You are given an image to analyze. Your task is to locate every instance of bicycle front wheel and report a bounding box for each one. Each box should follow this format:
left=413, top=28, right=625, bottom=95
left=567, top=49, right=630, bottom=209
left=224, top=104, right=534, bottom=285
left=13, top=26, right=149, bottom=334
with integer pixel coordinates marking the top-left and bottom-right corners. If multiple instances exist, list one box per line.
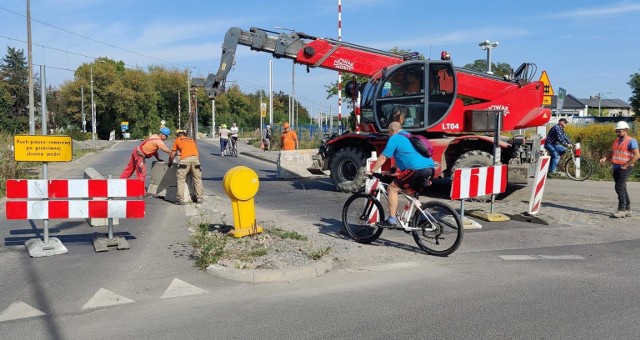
left=232, top=144, right=238, bottom=157
left=411, top=201, right=463, bottom=257
left=564, top=157, right=593, bottom=181
left=342, top=193, right=384, bottom=244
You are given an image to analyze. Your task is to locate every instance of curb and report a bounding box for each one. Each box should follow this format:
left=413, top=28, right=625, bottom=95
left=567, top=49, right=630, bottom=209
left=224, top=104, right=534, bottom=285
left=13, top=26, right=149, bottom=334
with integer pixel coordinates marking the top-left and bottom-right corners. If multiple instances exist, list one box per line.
left=205, top=258, right=333, bottom=283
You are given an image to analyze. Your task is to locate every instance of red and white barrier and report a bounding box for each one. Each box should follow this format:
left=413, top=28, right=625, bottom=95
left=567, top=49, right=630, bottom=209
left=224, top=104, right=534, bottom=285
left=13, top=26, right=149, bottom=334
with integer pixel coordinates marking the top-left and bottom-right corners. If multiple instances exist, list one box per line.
left=528, top=156, right=550, bottom=215
left=5, top=179, right=145, bottom=220
left=5, top=200, right=145, bottom=220
left=6, top=179, right=144, bottom=199
left=450, top=165, right=507, bottom=200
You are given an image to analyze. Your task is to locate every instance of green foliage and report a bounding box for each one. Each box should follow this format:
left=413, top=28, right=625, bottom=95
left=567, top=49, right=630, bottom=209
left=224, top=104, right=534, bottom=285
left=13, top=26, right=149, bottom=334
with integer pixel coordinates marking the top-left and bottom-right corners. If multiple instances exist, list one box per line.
left=564, top=122, right=640, bottom=180
left=66, top=128, right=92, bottom=141
left=0, top=47, right=30, bottom=132
left=462, top=59, right=512, bottom=77
left=628, top=70, right=640, bottom=114
left=268, top=228, right=308, bottom=241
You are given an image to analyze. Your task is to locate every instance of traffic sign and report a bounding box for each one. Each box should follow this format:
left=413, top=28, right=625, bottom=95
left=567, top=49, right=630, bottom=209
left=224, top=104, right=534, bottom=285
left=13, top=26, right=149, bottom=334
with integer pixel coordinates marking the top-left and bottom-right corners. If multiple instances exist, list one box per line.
left=260, top=103, right=267, bottom=118
left=557, top=87, right=567, bottom=112
left=539, top=71, right=554, bottom=96
left=14, top=135, right=73, bottom=162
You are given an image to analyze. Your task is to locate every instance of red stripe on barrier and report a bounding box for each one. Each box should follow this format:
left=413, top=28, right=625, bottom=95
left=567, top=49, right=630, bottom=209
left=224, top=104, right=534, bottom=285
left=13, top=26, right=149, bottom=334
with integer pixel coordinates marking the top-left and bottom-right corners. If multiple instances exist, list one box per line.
left=469, top=168, right=480, bottom=198
left=49, top=201, right=69, bottom=219
left=486, top=166, right=495, bottom=195
left=451, top=169, right=462, bottom=200
left=126, top=201, right=146, bottom=218
left=5, top=201, right=28, bottom=219
left=6, top=180, right=28, bottom=198
left=48, top=180, right=69, bottom=199
left=500, top=165, right=507, bottom=192
left=89, top=200, right=109, bottom=218
left=127, top=179, right=145, bottom=197
left=88, top=179, right=108, bottom=197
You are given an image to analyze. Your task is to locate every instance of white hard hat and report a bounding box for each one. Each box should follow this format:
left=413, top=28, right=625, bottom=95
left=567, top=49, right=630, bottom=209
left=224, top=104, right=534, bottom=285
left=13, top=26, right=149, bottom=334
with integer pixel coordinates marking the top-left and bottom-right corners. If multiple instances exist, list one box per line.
left=615, top=121, right=630, bottom=130
left=266, top=125, right=270, bottom=128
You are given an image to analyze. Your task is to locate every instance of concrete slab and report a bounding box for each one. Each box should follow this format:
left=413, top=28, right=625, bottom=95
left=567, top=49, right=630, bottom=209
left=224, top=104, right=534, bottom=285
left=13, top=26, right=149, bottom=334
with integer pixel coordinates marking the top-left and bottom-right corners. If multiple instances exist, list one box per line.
left=25, top=237, right=68, bottom=257
left=276, top=149, right=323, bottom=179
left=147, top=160, right=194, bottom=203
left=468, top=209, right=511, bottom=222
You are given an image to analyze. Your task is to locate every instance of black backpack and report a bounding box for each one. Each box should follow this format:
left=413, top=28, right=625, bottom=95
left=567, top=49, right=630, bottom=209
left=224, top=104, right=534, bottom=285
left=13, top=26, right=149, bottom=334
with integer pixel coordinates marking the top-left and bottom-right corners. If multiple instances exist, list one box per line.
left=400, top=132, right=433, bottom=158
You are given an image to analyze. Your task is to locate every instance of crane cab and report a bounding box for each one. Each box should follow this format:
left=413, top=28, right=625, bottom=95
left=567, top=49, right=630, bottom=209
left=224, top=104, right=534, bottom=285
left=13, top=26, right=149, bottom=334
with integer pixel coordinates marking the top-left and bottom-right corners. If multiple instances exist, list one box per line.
left=357, top=60, right=457, bottom=133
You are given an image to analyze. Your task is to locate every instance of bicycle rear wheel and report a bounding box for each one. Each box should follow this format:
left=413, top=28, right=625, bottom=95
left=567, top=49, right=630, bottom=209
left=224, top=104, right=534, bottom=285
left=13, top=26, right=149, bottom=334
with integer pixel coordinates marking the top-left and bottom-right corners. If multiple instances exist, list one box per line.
left=564, top=157, right=593, bottom=181
left=232, top=143, right=238, bottom=157
left=411, top=201, right=463, bottom=256
left=342, top=193, right=384, bottom=244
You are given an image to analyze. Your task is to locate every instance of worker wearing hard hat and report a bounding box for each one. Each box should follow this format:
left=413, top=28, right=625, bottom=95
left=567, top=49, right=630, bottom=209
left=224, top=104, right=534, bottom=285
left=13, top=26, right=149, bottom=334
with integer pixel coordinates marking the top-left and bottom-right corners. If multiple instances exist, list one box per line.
left=168, top=129, right=204, bottom=204
left=120, top=127, right=171, bottom=180
left=280, top=122, right=298, bottom=150
left=599, top=121, right=640, bottom=218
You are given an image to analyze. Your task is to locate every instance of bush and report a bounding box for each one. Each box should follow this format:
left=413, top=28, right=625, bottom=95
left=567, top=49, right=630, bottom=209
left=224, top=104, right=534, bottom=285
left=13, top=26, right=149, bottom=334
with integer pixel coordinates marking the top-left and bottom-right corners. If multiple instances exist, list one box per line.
left=66, top=129, right=92, bottom=141
left=0, top=132, right=39, bottom=197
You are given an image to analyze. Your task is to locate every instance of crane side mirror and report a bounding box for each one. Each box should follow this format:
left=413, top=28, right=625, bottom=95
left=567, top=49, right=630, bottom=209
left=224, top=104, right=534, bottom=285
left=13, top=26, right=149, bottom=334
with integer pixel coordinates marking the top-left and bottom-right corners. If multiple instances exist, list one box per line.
left=344, top=80, right=360, bottom=99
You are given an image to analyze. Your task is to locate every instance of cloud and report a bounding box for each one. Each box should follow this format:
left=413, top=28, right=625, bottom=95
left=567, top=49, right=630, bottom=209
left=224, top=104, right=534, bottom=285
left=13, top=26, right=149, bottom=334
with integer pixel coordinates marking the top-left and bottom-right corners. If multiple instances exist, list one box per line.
left=551, top=2, right=640, bottom=18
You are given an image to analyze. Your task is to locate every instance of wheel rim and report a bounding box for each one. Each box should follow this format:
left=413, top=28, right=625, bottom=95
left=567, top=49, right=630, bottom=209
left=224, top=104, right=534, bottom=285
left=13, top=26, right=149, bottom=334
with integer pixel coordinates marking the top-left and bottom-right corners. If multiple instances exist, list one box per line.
left=339, top=159, right=359, bottom=181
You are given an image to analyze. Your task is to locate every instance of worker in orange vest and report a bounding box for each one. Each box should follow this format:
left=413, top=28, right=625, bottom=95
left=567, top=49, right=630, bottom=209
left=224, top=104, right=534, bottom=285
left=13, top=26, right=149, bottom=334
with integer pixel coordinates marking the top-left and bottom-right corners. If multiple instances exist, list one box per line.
left=280, top=122, right=298, bottom=150
left=168, top=129, right=204, bottom=204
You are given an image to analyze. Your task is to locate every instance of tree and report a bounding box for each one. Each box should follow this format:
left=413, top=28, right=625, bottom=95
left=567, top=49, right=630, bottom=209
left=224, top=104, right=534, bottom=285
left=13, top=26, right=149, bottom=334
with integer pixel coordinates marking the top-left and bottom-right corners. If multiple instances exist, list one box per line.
left=628, top=71, right=640, bottom=114
left=0, top=47, right=30, bottom=132
left=462, top=59, right=512, bottom=77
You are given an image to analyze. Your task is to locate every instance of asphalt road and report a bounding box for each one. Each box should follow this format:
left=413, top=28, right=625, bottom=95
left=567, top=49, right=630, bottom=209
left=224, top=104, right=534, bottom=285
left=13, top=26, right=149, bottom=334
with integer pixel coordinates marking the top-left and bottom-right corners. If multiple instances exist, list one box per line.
left=2, top=139, right=640, bottom=339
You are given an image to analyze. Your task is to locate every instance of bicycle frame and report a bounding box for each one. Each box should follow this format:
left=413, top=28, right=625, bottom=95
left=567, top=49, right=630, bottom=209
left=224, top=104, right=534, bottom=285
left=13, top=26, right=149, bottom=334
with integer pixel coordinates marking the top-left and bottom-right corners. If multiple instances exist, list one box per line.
left=366, top=175, right=437, bottom=232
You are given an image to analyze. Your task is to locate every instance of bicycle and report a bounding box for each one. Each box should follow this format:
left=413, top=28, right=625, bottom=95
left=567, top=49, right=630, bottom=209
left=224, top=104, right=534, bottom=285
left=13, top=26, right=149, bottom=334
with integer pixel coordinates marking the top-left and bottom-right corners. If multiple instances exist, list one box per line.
left=226, top=138, right=238, bottom=157
left=561, top=146, right=593, bottom=181
left=342, top=172, right=463, bottom=256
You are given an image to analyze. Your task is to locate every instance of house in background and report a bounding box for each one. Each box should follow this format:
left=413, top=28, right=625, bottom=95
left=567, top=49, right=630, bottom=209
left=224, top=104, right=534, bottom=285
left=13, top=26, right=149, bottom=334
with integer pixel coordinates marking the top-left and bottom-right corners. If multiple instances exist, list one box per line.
left=545, top=94, right=634, bottom=124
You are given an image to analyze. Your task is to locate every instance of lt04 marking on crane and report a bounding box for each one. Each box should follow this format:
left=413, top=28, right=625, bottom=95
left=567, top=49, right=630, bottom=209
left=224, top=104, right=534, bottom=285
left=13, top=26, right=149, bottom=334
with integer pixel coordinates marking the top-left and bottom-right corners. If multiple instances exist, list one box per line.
left=442, top=122, right=460, bottom=130
left=13, top=135, right=73, bottom=162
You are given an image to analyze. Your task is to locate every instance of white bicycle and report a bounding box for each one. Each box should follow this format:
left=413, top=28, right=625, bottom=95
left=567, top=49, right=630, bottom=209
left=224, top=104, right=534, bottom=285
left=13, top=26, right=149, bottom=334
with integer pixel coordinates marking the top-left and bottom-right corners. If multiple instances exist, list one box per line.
left=342, top=173, right=463, bottom=256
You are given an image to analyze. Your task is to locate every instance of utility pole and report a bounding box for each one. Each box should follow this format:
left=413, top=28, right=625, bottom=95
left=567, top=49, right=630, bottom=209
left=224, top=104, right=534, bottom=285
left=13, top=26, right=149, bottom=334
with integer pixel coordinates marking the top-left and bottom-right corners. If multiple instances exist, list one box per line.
left=27, top=0, right=35, bottom=134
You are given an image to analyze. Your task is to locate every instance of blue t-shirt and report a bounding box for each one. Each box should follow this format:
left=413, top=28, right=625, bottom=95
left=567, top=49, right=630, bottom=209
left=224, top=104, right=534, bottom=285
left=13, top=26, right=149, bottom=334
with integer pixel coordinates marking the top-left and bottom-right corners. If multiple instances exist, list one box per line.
left=612, top=137, right=639, bottom=170
left=381, top=130, right=435, bottom=170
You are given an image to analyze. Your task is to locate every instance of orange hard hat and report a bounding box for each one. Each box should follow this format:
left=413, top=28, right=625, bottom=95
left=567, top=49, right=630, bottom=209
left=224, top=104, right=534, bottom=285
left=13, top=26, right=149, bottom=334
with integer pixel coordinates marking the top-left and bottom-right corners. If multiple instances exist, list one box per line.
left=283, top=122, right=290, bottom=128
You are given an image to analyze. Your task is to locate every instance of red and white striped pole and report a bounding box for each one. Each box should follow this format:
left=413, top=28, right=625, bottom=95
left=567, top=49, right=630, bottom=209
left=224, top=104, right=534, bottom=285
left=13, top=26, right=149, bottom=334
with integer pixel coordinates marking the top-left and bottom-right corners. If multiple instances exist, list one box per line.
left=528, top=156, right=550, bottom=215
left=574, top=142, right=581, bottom=179
left=337, top=0, right=343, bottom=134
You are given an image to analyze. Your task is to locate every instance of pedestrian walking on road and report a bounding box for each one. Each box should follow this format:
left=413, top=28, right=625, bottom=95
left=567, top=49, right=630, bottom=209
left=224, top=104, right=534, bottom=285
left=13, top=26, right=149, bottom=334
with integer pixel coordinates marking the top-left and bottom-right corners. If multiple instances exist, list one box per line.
left=262, top=124, right=271, bottom=151
left=218, top=124, right=231, bottom=156
left=599, top=121, right=640, bottom=218
left=545, top=118, right=573, bottom=176
left=167, top=129, right=204, bottom=205
left=280, top=122, right=298, bottom=150
left=120, top=127, right=171, bottom=180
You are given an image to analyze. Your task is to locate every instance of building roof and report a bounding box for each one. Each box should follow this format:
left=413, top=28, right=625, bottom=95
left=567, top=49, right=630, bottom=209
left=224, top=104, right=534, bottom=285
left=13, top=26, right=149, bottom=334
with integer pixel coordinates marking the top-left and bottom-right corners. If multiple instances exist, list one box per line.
left=546, top=94, right=631, bottom=109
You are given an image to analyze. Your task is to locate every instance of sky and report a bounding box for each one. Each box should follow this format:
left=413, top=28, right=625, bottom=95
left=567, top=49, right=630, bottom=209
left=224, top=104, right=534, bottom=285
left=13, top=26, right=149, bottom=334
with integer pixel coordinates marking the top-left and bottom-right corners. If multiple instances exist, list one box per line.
left=2, top=0, right=640, bottom=118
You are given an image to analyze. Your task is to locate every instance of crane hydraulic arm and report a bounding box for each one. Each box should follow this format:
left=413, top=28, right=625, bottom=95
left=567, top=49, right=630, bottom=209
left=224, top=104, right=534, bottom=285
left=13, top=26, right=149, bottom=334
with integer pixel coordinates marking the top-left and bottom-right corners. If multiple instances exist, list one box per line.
left=204, top=27, right=405, bottom=98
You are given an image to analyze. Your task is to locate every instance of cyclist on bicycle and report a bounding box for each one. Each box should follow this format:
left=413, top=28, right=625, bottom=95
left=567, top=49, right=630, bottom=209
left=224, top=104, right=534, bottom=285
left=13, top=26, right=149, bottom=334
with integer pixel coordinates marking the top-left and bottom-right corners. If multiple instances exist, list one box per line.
left=545, top=118, right=573, bottom=176
left=218, top=124, right=231, bottom=156
left=365, top=121, right=435, bottom=228
left=230, top=123, right=239, bottom=150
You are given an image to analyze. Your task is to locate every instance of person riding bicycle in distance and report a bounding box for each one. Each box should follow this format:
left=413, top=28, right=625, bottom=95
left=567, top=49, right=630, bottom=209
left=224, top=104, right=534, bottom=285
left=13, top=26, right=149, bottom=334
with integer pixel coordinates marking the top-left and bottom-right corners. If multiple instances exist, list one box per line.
left=230, top=122, right=239, bottom=146
left=545, top=118, right=573, bottom=176
left=365, top=121, right=436, bottom=228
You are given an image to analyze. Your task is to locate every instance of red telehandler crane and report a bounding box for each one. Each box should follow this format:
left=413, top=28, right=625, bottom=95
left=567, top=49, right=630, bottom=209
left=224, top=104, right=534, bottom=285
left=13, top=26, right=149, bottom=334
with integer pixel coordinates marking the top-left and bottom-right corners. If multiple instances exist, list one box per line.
left=205, top=27, right=551, bottom=193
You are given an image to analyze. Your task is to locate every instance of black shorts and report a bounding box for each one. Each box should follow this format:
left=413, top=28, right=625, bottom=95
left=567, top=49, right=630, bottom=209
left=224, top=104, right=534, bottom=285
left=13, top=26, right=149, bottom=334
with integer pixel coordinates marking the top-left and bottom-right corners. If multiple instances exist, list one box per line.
left=393, top=168, right=434, bottom=192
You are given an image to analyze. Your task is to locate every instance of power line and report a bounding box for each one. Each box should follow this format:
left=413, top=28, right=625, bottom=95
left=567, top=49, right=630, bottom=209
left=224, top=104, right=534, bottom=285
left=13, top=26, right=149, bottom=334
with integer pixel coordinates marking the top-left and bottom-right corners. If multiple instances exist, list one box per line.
left=0, top=6, right=212, bottom=74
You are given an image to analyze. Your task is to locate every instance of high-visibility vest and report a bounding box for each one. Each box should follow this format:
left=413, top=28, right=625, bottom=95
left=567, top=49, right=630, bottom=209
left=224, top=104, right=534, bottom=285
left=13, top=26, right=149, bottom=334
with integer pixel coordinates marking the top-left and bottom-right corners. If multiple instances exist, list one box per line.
left=611, top=136, right=634, bottom=165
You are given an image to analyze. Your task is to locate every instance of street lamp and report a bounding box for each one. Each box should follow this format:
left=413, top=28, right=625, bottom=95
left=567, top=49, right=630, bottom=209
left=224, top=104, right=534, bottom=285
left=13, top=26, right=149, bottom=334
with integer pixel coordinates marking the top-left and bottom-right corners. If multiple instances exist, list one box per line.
left=275, top=26, right=296, bottom=127
left=479, top=40, right=499, bottom=74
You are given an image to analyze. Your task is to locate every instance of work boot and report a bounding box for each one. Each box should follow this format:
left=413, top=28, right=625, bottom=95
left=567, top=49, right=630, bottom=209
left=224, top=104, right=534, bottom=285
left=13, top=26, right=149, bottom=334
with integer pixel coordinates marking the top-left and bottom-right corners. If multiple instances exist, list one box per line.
left=612, top=210, right=626, bottom=218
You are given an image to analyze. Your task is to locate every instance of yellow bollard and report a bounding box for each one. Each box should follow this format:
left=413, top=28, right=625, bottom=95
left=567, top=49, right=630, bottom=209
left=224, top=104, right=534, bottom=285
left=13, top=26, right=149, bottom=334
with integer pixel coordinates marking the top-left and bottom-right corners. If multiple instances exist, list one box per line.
left=222, top=166, right=263, bottom=238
